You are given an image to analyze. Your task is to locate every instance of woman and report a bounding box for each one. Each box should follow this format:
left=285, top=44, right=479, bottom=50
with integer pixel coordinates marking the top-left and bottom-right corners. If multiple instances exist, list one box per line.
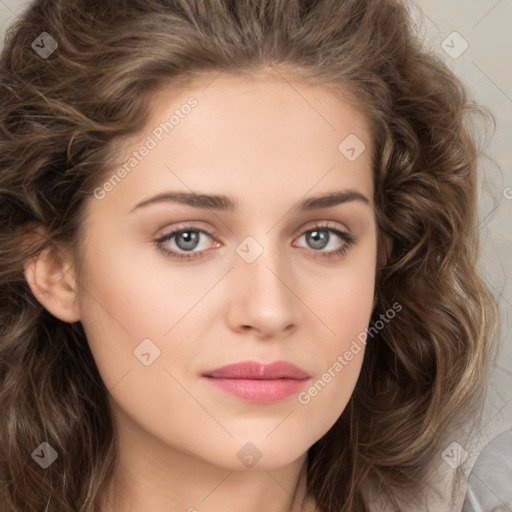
left=0, top=0, right=500, bottom=510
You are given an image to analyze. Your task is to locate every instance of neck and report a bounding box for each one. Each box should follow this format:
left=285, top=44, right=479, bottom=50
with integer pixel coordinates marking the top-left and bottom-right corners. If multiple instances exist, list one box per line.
left=99, top=407, right=316, bottom=512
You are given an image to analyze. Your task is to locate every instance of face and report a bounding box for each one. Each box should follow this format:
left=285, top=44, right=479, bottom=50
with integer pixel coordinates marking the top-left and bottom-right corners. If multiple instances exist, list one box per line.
left=73, top=70, right=377, bottom=471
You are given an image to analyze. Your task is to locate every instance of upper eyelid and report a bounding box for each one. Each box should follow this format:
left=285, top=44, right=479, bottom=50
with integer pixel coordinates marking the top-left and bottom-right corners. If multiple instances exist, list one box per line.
left=160, top=221, right=347, bottom=233
left=157, top=219, right=350, bottom=236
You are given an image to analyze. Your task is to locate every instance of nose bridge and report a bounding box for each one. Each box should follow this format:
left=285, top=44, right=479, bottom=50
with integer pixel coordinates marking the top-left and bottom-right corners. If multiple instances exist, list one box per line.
left=229, top=232, right=300, bottom=335
left=236, top=232, right=291, bottom=299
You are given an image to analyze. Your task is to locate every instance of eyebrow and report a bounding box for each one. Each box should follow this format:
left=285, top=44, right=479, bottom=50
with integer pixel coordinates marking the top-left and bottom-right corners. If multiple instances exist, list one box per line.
left=128, top=189, right=371, bottom=214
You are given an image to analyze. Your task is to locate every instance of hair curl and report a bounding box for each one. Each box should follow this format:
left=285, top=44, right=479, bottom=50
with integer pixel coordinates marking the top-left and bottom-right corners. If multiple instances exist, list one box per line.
left=0, top=0, right=500, bottom=511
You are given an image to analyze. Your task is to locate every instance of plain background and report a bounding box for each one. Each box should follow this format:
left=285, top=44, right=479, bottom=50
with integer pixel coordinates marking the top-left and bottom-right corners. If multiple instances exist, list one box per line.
left=1, top=0, right=511, bottom=505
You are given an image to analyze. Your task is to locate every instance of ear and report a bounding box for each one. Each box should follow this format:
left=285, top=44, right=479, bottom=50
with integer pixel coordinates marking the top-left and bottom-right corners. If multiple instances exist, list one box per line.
left=23, top=230, right=81, bottom=323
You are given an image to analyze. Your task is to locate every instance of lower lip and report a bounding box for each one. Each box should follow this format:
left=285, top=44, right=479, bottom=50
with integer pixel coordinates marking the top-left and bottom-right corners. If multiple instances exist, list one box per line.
left=203, top=377, right=309, bottom=403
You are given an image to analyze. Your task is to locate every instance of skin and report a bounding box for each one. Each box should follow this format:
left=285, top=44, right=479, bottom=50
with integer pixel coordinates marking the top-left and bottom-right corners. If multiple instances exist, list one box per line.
left=24, top=69, right=378, bottom=512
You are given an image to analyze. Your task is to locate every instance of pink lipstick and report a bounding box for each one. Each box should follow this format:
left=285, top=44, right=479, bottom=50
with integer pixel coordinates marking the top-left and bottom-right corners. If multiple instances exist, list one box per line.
left=202, top=360, right=310, bottom=403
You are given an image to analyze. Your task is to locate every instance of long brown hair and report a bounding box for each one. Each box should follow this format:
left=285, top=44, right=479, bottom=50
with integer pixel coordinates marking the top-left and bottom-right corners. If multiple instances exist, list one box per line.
left=0, top=0, right=499, bottom=510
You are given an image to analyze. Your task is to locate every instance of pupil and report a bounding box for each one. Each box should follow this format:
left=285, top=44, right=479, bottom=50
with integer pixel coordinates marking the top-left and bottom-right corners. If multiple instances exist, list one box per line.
left=176, top=231, right=199, bottom=251
left=308, top=230, right=328, bottom=250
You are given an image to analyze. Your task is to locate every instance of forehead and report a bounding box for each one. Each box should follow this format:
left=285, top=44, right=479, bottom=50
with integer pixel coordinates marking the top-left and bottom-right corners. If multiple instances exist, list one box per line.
left=148, top=70, right=371, bottom=152
left=91, top=71, right=374, bottom=216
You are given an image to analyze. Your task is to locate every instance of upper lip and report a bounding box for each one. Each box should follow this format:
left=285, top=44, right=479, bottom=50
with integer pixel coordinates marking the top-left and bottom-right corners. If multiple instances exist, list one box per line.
left=203, top=360, right=310, bottom=380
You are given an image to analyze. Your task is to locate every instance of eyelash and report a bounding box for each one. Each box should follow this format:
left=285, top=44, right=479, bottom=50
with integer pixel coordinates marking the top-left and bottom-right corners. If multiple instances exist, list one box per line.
left=153, top=223, right=357, bottom=262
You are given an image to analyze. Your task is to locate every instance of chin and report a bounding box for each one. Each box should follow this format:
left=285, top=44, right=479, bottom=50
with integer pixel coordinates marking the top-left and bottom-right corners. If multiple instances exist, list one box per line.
left=208, top=438, right=310, bottom=472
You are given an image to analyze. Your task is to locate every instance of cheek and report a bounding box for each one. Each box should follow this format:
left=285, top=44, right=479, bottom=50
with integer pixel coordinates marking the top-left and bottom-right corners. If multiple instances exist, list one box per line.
left=77, top=224, right=197, bottom=324
left=76, top=230, right=233, bottom=394
left=309, top=236, right=376, bottom=347
left=297, top=245, right=376, bottom=421
left=75, top=233, right=167, bottom=389
left=293, top=319, right=371, bottom=445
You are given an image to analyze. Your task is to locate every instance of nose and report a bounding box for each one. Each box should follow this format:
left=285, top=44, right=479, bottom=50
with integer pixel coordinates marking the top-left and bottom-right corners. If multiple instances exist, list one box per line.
left=225, top=241, right=301, bottom=340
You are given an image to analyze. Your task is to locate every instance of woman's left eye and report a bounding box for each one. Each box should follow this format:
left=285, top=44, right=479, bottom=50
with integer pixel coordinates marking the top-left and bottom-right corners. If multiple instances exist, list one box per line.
left=153, top=224, right=356, bottom=262
left=293, top=224, right=356, bottom=260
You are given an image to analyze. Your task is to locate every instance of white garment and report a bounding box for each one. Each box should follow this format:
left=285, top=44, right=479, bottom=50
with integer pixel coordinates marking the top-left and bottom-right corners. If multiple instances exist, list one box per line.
left=369, top=366, right=512, bottom=511
left=462, top=428, right=512, bottom=511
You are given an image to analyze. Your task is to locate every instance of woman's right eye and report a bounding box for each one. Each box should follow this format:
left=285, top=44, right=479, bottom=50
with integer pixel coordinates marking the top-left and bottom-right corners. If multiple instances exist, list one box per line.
left=154, top=227, right=217, bottom=261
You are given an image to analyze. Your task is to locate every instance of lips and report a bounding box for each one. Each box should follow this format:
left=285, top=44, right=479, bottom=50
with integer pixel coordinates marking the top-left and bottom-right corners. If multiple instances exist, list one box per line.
left=202, top=360, right=311, bottom=403
left=202, top=360, right=310, bottom=380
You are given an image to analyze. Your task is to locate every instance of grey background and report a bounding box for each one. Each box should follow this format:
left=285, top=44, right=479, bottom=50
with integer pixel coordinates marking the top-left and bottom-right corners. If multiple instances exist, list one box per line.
left=1, top=0, right=511, bottom=508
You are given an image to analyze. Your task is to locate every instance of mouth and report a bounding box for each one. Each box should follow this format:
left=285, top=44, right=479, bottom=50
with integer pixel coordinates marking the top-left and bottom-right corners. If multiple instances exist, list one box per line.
left=202, top=360, right=311, bottom=403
